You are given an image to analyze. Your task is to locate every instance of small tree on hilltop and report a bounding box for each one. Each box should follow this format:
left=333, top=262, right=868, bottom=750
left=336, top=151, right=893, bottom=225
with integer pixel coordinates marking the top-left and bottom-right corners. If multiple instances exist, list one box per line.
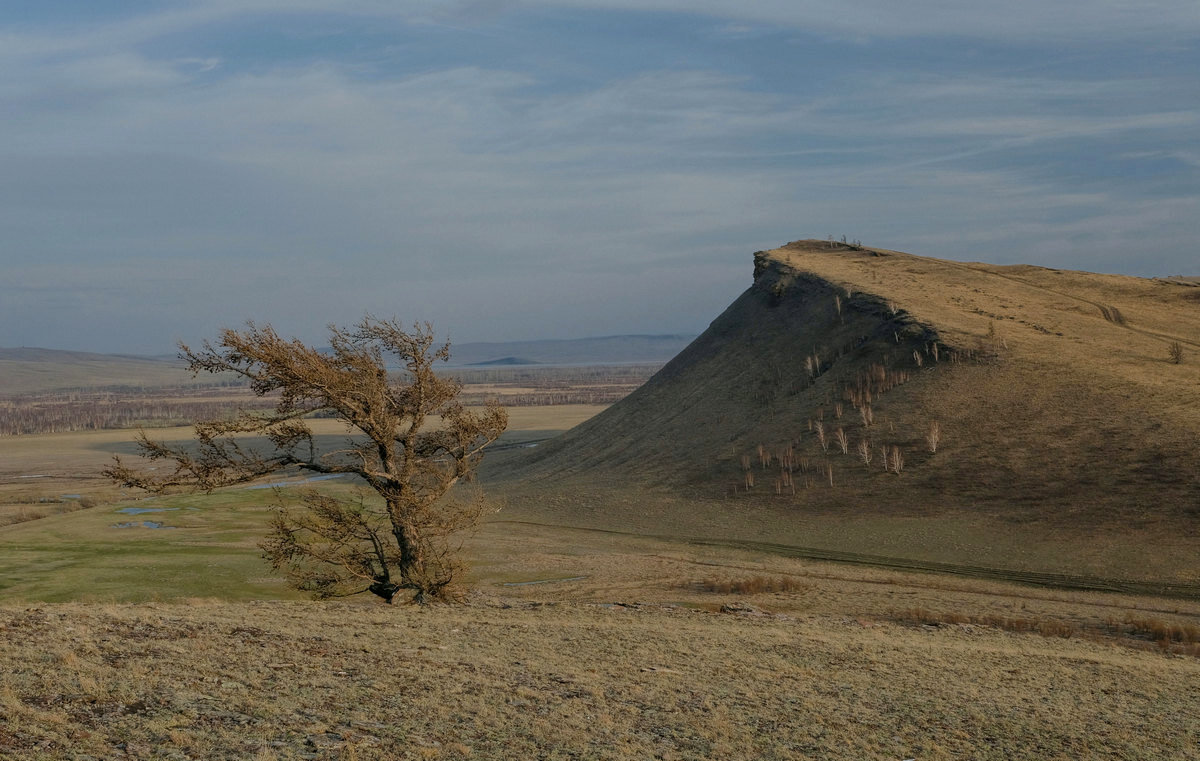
left=104, top=317, right=507, bottom=604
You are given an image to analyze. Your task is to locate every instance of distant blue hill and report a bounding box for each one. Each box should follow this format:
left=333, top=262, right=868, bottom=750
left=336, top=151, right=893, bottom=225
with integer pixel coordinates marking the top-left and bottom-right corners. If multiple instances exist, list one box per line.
left=467, top=356, right=541, bottom=366
left=446, top=334, right=695, bottom=367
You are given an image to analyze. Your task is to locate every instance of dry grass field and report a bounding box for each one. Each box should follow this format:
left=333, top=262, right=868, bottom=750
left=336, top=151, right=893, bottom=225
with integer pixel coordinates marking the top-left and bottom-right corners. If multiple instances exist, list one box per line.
left=3, top=241, right=1199, bottom=759
left=2, top=525, right=1199, bottom=760
left=2, top=408, right=1198, bottom=758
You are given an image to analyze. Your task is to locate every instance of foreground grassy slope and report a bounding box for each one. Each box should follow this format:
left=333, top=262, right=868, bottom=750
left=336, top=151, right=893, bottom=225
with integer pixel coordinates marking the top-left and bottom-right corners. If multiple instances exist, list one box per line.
left=3, top=382, right=1198, bottom=759
left=3, top=569, right=1199, bottom=760
left=502, top=240, right=1200, bottom=522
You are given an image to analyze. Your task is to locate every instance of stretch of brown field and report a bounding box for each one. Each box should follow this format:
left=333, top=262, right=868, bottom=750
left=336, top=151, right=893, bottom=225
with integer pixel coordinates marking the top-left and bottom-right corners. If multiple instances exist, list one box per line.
left=3, top=535, right=1198, bottom=760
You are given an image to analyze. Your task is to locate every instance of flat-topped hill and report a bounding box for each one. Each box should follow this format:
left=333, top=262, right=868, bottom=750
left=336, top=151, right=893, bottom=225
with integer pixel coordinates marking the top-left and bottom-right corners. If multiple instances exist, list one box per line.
left=500, top=240, right=1200, bottom=531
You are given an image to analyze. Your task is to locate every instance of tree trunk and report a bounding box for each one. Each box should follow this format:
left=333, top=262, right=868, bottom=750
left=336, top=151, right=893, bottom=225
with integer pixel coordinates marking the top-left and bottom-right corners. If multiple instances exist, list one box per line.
left=390, top=504, right=425, bottom=602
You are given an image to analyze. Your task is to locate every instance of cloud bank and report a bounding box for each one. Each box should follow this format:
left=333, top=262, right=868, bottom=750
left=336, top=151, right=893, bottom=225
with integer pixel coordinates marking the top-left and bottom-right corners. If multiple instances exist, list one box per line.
left=1, top=2, right=1196, bottom=352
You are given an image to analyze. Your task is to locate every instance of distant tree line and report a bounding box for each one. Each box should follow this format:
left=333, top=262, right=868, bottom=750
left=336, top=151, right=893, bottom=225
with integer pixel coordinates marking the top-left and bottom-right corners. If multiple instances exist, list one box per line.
left=0, top=393, right=274, bottom=436
left=0, top=365, right=660, bottom=435
left=455, top=387, right=640, bottom=407
left=445, top=364, right=661, bottom=385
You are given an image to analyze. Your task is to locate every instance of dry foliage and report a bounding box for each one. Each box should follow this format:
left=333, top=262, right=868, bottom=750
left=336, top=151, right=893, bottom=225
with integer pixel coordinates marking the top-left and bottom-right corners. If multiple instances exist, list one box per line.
left=926, top=420, right=942, bottom=454
left=856, top=438, right=873, bottom=465
left=859, top=404, right=873, bottom=427
left=691, top=575, right=808, bottom=594
left=1168, top=340, right=1184, bottom=364
left=898, top=608, right=1200, bottom=656
left=104, top=318, right=507, bottom=604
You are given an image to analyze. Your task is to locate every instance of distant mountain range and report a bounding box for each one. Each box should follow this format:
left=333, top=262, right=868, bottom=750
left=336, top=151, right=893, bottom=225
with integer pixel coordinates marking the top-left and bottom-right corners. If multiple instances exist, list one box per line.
left=0, top=334, right=696, bottom=394
left=446, top=335, right=695, bottom=367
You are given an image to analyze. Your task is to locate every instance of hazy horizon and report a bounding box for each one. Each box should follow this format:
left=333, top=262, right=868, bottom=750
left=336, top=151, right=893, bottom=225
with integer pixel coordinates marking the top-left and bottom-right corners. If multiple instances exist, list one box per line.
left=0, top=330, right=700, bottom=358
left=3, top=2, right=1197, bottom=354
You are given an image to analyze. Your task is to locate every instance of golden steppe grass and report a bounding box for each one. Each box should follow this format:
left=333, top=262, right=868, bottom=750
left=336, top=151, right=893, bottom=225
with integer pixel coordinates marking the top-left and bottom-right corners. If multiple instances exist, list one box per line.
left=3, top=529, right=1200, bottom=761
left=771, top=239, right=1200, bottom=450
left=2, top=397, right=1199, bottom=759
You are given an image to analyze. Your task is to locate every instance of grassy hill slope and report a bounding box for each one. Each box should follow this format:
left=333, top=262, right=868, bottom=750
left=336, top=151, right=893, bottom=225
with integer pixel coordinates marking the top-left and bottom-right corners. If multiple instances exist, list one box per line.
left=0, top=348, right=194, bottom=395
left=494, top=240, right=1200, bottom=579
left=3, top=590, right=1198, bottom=760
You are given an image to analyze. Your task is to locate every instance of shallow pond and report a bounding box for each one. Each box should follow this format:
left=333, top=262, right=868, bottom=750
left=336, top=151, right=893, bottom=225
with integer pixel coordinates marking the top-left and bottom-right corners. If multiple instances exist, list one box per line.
left=245, top=473, right=347, bottom=490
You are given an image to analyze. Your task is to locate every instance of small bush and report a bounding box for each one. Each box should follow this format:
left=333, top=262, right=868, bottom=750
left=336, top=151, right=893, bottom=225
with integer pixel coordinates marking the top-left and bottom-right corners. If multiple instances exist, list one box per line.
left=1168, top=341, right=1184, bottom=364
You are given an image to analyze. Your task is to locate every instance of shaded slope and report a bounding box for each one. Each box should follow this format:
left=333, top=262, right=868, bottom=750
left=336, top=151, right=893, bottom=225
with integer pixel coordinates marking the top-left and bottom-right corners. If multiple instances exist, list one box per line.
left=501, top=241, right=1200, bottom=526
left=0, top=347, right=193, bottom=395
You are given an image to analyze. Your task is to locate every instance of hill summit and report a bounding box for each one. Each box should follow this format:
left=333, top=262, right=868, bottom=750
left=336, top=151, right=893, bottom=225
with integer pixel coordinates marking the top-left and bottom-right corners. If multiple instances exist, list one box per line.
left=504, top=240, right=1200, bottom=527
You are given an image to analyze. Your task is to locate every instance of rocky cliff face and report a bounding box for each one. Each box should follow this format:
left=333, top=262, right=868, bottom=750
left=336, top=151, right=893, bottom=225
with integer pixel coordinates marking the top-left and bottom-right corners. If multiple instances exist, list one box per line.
left=502, top=243, right=946, bottom=484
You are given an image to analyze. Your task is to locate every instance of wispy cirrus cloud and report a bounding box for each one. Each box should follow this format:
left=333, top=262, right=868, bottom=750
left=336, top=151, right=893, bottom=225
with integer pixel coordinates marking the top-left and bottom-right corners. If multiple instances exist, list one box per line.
left=0, top=2, right=1197, bottom=352
left=528, top=0, right=1200, bottom=42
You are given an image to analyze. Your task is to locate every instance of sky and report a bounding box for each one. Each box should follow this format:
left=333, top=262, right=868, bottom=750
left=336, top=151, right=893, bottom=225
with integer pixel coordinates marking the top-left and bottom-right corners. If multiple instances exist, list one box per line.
left=1, top=1, right=1198, bottom=354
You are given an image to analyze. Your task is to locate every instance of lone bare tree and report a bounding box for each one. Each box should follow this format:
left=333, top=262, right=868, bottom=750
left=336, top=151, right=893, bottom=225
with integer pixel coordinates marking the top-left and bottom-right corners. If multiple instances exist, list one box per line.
left=104, top=317, right=507, bottom=604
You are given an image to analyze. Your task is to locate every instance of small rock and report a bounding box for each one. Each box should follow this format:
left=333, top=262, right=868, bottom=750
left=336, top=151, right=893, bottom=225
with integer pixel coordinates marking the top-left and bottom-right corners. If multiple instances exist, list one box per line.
left=304, top=733, right=344, bottom=750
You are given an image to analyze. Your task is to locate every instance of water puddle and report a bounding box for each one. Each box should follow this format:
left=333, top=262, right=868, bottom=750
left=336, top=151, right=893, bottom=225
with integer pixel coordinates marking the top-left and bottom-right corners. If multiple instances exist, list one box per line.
left=501, top=576, right=587, bottom=587
left=113, top=521, right=174, bottom=529
left=245, top=474, right=347, bottom=490
left=116, top=507, right=180, bottom=515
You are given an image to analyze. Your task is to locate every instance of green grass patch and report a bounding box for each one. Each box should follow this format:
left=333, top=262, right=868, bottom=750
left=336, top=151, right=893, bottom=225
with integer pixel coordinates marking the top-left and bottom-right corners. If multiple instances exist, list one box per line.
left=0, top=488, right=308, bottom=603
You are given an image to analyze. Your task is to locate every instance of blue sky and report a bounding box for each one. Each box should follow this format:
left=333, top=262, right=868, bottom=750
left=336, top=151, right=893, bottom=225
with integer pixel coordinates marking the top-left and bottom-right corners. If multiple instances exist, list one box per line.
left=2, top=1, right=1198, bottom=353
